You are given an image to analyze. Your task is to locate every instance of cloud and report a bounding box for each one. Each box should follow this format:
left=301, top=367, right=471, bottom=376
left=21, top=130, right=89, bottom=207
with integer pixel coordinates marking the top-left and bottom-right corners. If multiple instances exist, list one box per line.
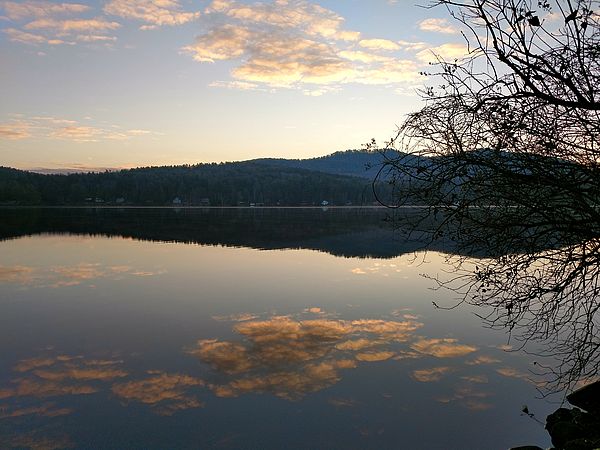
left=206, top=0, right=359, bottom=41
left=339, top=50, right=390, bottom=64
left=416, top=43, right=469, bottom=62
left=3, top=27, right=66, bottom=45
left=50, top=125, right=155, bottom=142
left=419, top=18, right=458, bottom=34
left=185, top=26, right=357, bottom=87
left=2, top=1, right=119, bottom=46
left=24, top=17, right=120, bottom=34
left=1, top=1, right=89, bottom=20
left=187, top=0, right=423, bottom=91
left=104, top=0, right=200, bottom=29
left=208, top=80, right=264, bottom=91
left=359, top=38, right=400, bottom=51
left=0, top=115, right=158, bottom=143
left=0, top=121, right=31, bottom=139
left=212, top=312, right=261, bottom=321
left=76, top=34, right=117, bottom=42
left=411, top=338, right=477, bottom=358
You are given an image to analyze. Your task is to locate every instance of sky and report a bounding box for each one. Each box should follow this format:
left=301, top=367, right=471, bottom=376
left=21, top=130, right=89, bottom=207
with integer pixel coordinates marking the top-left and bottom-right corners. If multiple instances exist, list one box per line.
left=0, top=0, right=466, bottom=171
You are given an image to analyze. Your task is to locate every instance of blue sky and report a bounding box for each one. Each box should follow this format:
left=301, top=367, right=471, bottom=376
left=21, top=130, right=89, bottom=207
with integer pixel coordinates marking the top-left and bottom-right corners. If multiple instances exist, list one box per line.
left=0, top=0, right=466, bottom=170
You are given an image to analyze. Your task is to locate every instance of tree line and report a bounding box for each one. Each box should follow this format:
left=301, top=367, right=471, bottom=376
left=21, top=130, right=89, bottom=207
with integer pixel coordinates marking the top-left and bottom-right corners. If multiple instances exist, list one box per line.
left=0, top=162, right=389, bottom=206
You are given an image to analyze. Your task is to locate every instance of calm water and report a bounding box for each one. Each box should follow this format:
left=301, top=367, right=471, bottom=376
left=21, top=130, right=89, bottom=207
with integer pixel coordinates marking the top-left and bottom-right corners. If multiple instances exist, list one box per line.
left=0, top=208, right=554, bottom=449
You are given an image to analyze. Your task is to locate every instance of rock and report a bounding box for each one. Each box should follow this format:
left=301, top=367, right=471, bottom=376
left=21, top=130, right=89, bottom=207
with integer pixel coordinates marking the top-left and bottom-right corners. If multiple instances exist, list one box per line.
left=567, top=381, right=600, bottom=413
left=545, top=404, right=600, bottom=450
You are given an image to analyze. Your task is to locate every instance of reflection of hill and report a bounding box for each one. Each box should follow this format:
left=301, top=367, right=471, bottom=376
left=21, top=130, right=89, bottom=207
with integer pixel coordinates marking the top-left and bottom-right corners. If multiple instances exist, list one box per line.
left=0, top=207, right=448, bottom=259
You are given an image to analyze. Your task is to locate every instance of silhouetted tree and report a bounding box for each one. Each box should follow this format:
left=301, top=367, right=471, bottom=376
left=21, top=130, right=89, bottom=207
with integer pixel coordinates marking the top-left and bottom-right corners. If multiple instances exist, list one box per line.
left=372, top=0, right=600, bottom=393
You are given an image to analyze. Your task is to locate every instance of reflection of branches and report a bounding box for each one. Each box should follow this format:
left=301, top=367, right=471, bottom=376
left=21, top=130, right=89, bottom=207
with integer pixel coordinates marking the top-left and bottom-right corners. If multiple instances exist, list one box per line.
left=431, top=239, right=600, bottom=394
left=371, top=0, right=600, bottom=394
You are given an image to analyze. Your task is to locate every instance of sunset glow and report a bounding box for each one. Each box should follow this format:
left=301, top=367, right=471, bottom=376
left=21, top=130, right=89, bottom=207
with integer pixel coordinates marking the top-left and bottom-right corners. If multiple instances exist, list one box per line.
left=0, top=0, right=465, bottom=170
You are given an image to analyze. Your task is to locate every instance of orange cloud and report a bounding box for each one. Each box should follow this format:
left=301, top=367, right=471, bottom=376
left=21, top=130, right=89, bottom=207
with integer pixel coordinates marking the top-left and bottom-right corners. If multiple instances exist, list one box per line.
left=186, top=0, right=423, bottom=91
left=416, top=43, right=469, bottom=62
left=104, top=0, right=200, bottom=29
left=3, top=1, right=119, bottom=47
left=206, top=0, right=358, bottom=41
left=24, top=17, right=120, bottom=34
left=359, top=38, right=400, bottom=51
left=1, top=1, right=89, bottom=20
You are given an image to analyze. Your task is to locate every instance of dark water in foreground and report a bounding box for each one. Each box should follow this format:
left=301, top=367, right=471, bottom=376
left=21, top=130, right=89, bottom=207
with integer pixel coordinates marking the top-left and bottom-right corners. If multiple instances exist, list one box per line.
left=0, top=208, right=554, bottom=449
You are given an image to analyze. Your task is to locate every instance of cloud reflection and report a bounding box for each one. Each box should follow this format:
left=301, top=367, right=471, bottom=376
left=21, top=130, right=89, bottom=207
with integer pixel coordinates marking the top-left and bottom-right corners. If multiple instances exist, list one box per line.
left=191, top=316, right=422, bottom=399
left=0, top=431, right=75, bottom=450
left=2, top=355, right=128, bottom=401
left=411, top=338, right=477, bottom=358
left=0, top=263, right=163, bottom=288
left=112, top=372, right=204, bottom=416
left=412, top=366, right=453, bottom=382
left=0, top=402, right=72, bottom=419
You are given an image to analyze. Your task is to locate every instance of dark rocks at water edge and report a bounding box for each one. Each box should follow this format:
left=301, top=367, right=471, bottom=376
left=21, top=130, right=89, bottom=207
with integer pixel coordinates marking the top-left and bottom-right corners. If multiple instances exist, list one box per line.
left=511, top=380, right=600, bottom=450
left=567, top=381, right=600, bottom=414
left=546, top=407, right=600, bottom=449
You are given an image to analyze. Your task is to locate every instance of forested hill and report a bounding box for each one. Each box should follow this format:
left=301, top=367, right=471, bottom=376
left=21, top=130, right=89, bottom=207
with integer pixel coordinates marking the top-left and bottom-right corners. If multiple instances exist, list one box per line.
left=253, top=149, right=402, bottom=179
left=0, top=158, right=391, bottom=206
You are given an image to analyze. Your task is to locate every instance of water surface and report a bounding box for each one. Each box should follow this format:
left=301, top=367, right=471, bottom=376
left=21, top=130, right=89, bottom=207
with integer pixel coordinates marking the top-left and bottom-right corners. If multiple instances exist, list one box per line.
left=0, top=208, right=553, bottom=449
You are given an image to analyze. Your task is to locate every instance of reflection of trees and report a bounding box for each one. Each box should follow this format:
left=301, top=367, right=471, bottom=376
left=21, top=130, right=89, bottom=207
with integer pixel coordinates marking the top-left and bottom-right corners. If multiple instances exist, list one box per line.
left=371, top=0, right=600, bottom=394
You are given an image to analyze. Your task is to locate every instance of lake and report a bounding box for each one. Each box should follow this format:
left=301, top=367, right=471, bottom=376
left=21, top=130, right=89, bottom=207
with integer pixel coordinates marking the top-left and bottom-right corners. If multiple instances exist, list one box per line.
left=0, top=208, right=555, bottom=449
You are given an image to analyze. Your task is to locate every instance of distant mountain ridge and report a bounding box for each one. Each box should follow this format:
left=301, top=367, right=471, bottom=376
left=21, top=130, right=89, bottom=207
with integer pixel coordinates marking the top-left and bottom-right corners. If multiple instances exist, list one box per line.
left=252, top=149, right=402, bottom=179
